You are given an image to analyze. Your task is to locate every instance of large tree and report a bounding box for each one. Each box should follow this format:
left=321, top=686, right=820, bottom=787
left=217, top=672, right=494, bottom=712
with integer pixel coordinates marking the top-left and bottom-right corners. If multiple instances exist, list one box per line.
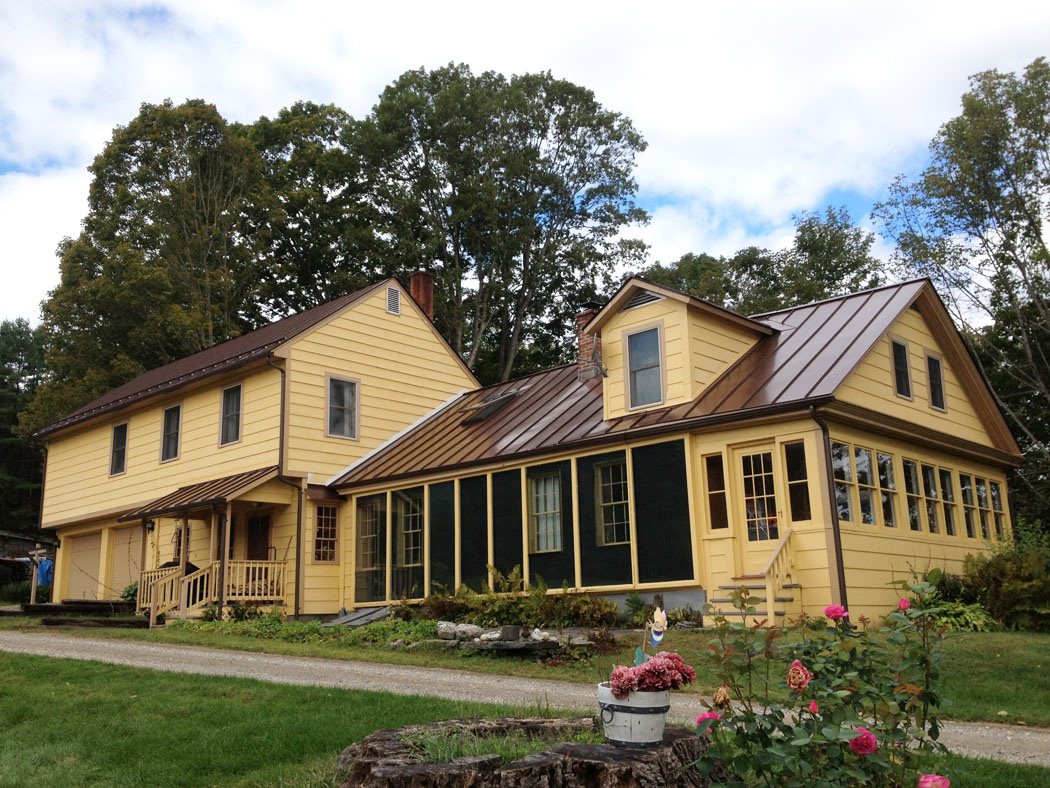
left=355, top=64, right=649, bottom=382
left=874, top=57, right=1050, bottom=526
left=21, top=99, right=272, bottom=434
left=1, top=320, right=47, bottom=531
left=642, top=206, right=884, bottom=315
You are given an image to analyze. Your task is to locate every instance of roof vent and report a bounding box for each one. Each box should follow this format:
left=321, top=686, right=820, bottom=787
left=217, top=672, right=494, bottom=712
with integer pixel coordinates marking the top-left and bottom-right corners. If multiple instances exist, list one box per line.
left=386, top=287, right=401, bottom=315
left=459, top=390, right=520, bottom=425
left=621, top=290, right=663, bottom=311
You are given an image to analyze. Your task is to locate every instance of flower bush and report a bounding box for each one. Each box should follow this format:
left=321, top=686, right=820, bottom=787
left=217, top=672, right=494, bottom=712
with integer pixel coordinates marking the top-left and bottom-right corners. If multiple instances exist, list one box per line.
left=695, top=571, right=951, bottom=787
left=608, top=651, right=696, bottom=698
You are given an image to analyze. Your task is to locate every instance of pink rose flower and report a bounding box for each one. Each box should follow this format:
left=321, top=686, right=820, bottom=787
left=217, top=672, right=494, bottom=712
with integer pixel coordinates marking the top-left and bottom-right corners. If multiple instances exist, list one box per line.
left=918, top=775, right=950, bottom=788
left=848, top=727, right=878, bottom=755
left=696, top=711, right=722, bottom=733
left=808, top=700, right=819, bottom=714
left=787, top=659, right=814, bottom=691
left=899, top=598, right=911, bottom=611
left=824, top=604, right=847, bottom=620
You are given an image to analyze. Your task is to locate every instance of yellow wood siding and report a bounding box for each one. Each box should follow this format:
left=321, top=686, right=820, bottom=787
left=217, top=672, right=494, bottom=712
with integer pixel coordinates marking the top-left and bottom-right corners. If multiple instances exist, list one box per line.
left=107, top=525, right=143, bottom=598
left=65, top=532, right=101, bottom=599
left=285, top=284, right=476, bottom=480
left=837, top=307, right=992, bottom=446
left=41, top=364, right=282, bottom=527
left=601, top=298, right=689, bottom=419
left=686, top=309, right=758, bottom=399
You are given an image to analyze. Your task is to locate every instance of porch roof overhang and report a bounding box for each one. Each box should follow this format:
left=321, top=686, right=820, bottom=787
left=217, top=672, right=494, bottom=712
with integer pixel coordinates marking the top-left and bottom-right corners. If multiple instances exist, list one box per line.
left=117, top=466, right=280, bottom=522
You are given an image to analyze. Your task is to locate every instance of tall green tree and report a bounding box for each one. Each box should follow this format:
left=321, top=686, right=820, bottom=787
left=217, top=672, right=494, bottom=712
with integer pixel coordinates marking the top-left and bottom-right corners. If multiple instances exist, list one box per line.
left=355, top=64, right=649, bottom=382
left=21, top=99, right=272, bottom=434
left=875, top=57, right=1050, bottom=526
left=1, top=320, right=47, bottom=531
left=642, top=206, right=883, bottom=315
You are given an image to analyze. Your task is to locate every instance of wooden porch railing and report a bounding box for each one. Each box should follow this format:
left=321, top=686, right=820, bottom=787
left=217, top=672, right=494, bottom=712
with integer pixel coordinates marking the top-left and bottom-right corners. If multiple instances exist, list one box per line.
left=224, top=560, right=285, bottom=603
left=148, top=569, right=183, bottom=627
left=762, top=528, right=795, bottom=619
left=137, top=566, right=180, bottom=611
left=180, top=563, right=218, bottom=616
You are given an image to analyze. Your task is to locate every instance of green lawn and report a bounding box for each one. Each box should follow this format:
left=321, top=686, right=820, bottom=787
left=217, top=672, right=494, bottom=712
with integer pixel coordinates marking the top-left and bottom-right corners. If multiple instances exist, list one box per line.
left=3, top=618, right=1049, bottom=726
left=0, top=652, right=1047, bottom=787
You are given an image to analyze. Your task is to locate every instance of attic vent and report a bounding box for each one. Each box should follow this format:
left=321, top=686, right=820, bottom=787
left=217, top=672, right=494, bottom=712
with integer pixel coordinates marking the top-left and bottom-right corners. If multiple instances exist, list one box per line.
left=459, top=390, right=520, bottom=425
left=386, top=287, right=401, bottom=315
left=621, top=290, right=663, bottom=311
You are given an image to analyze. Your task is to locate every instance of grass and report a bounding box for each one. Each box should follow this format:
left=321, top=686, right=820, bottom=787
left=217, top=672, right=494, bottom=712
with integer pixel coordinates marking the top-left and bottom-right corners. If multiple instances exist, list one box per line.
left=4, top=617, right=1049, bottom=726
left=402, top=724, right=604, bottom=765
left=0, top=651, right=1046, bottom=787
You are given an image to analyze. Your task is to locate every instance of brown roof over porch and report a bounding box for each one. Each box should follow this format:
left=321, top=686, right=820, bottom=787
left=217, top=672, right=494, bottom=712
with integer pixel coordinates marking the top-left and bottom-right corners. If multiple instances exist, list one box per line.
left=117, top=466, right=280, bottom=522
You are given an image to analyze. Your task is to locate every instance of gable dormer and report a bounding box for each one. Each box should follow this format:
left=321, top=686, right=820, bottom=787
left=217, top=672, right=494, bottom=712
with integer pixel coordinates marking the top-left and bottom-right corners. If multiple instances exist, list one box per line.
left=583, top=278, right=773, bottom=421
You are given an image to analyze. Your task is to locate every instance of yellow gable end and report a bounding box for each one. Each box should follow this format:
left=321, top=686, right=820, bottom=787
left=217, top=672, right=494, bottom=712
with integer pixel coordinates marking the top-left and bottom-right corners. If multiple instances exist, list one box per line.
left=836, top=305, right=993, bottom=447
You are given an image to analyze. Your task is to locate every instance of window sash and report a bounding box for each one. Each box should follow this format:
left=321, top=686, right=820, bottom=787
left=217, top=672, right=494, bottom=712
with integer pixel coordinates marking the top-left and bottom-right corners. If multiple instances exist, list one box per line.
left=627, top=328, right=662, bottom=408
left=892, top=340, right=911, bottom=398
left=397, top=492, right=423, bottom=567
left=529, top=473, right=562, bottom=553
left=784, top=442, right=811, bottom=522
left=220, top=385, right=241, bottom=445
left=741, top=450, right=778, bottom=541
left=328, top=378, right=358, bottom=438
left=596, top=461, right=630, bottom=545
left=314, top=506, right=338, bottom=562
left=110, top=423, right=128, bottom=476
left=357, top=501, right=381, bottom=570
left=927, top=355, right=946, bottom=410
left=161, top=406, right=180, bottom=461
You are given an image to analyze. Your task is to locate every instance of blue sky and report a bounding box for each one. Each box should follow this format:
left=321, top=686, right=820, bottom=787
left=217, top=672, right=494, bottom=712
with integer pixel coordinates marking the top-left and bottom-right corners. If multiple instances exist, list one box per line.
left=2, top=1, right=1049, bottom=322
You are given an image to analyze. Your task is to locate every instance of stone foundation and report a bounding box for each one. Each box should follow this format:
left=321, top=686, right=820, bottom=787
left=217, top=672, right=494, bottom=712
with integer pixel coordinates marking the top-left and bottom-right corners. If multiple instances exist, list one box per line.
left=338, top=716, right=725, bottom=787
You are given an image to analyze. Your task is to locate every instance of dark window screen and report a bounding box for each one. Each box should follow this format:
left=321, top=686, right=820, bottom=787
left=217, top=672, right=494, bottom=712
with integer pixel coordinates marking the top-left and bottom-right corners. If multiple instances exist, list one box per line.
left=578, top=451, right=632, bottom=587
left=428, top=482, right=455, bottom=594
left=492, top=470, right=523, bottom=579
left=459, top=475, right=489, bottom=591
left=633, top=440, right=693, bottom=583
left=526, top=461, right=575, bottom=587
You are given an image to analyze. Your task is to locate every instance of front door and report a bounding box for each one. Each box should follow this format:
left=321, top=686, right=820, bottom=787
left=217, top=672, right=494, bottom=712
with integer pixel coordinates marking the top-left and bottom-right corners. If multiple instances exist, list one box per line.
left=247, top=515, right=271, bottom=561
left=735, top=446, right=782, bottom=576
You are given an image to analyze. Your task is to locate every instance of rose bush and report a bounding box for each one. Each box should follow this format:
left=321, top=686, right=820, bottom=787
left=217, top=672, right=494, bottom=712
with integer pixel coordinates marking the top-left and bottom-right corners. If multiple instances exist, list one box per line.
left=693, top=571, right=951, bottom=787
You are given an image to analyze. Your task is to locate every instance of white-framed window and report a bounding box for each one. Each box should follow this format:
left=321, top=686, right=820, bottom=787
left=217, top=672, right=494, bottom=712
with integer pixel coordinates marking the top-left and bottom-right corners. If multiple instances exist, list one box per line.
left=704, top=454, right=729, bottom=530
left=528, top=473, right=562, bottom=553
left=783, top=441, right=811, bottom=522
left=326, top=375, right=359, bottom=439
left=356, top=499, right=381, bottom=570
left=920, top=463, right=941, bottom=533
left=626, top=327, right=662, bottom=408
left=741, top=449, right=779, bottom=541
left=891, top=338, right=912, bottom=399
left=109, top=422, right=128, bottom=476
left=833, top=441, right=898, bottom=527
left=160, top=405, right=181, bottom=462
left=595, top=460, right=630, bottom=545
left=220, top=384, right=242, bottom=446
left=902, top=459, right=923, bottom=531
left=314, top=506, right=338, bottom=562
left=926, top=352, right=946, bottom=411
left=396, top=489, right=423, bottom=567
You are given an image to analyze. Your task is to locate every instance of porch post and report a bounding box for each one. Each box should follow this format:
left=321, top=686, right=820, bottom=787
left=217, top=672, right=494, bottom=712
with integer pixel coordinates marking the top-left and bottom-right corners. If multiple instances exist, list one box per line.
left=209, top=511, right=218, bottom=565
left=218, top=503, right=231, bottom=619
left=178, top=514, right=189, bottom=614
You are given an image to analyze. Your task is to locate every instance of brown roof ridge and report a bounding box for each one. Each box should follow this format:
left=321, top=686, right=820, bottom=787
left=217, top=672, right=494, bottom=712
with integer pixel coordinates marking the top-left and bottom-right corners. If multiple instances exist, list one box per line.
left=749, top=277, right=930, bottom=319
left=35, top=279, right=390, bottom=438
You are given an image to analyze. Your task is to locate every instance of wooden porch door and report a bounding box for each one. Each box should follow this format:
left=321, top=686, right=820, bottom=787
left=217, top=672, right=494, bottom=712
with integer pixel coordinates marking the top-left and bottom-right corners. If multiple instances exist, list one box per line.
left=247, top=515, right=271, bottom=561
left=735, top=446, right=782, bottom=576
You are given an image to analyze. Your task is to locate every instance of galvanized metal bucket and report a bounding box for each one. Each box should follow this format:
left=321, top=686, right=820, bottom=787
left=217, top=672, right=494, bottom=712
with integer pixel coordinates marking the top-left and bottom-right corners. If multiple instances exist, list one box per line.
left=597, top=682, right=670, bottom=747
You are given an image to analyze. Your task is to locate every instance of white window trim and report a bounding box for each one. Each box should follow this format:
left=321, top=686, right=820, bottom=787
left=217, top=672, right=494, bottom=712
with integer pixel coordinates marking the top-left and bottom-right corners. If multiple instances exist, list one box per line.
left=312, top=505, right=339, bottom=564
left=528, top=472, right=563, bottom=554
left=624, top=323, right=665, bottom=411
left=595, top=459, right=631, bottom=546
left=325, top=373, right=361, bottom=440
left=218, top=383, right=244, bottom=447
left=159, top=404, right=182, bottom=464
left=109, top=422, right=129, bottom=477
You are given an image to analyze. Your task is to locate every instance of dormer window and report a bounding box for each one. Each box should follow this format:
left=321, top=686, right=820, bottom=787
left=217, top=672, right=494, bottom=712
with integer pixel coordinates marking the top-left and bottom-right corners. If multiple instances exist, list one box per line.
left=627, top=327, right=663, bottom=408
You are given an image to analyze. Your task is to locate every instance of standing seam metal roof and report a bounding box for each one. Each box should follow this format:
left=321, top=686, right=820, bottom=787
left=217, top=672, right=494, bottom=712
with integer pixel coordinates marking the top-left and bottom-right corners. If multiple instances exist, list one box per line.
left=331, top=280, right=930, bottom=488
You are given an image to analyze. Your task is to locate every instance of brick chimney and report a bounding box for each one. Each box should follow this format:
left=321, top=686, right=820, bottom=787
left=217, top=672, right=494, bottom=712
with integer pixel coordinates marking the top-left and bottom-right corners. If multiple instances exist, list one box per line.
left=409, top=269, right=435, bottom=322
left=576, top=302, right=603, bottom=381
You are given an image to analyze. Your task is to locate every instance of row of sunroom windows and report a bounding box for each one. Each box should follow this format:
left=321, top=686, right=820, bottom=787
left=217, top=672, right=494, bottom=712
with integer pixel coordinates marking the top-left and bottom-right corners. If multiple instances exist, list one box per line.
left=830, top=440, right=1007, bottom=539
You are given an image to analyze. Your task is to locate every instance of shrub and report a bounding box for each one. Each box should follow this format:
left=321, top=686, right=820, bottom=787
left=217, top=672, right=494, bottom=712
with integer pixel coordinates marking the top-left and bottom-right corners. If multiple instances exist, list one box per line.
left=696, top=572, right=950, bottom=787
left=167, top=615, right=438, bottom=647
left=925, top=600, right=998, bottom=632
left=963, top=519, right=1050, bottom=631
left=0, top=581, right=50, bottom=604
left=121, top=582, right=138, bottom=603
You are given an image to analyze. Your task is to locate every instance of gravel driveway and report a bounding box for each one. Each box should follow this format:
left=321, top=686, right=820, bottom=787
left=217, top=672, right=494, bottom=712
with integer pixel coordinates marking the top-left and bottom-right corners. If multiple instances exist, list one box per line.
left=2, top=630, right=1048, bottom=768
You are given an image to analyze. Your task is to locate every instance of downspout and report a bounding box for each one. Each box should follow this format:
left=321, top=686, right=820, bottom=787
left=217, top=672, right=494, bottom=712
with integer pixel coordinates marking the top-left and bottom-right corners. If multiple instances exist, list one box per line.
left=810, top=405, right=849, bottom=612
left=266, top=354, right=304, bottom=619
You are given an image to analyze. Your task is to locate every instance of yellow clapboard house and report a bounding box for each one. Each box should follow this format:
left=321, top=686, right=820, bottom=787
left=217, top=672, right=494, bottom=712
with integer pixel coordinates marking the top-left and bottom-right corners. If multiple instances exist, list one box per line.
left=38, top=275, right=1021, bottom=622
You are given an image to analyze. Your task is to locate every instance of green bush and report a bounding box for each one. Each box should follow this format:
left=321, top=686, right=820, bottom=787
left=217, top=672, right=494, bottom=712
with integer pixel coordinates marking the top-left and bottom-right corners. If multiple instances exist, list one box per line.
left=167, top=614, right=438, bottom=647
left=925, top=601, right=999, bottom=632
left=963, top=519, right=1050, bottom=632
left=0, top=581, right=50, bottom=604
left=120, top=582, right=138, bottom=603
left=416, top=567, right=617, bottom=628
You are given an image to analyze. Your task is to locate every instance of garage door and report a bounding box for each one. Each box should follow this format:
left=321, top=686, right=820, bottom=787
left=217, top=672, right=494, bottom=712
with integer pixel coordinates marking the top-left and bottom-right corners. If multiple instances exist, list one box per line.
left=66, top=532, right=102, bottom=600
left=108, top=527, right=143, bottom=599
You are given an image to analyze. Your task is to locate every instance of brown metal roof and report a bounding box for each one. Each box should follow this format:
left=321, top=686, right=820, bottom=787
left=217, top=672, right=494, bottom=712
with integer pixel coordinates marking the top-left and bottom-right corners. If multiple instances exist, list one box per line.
left=331, top=280, right=931, bottom=489
left=117, top=466, right=279, bottom=522
left=35, top=280, right=389, bottom=438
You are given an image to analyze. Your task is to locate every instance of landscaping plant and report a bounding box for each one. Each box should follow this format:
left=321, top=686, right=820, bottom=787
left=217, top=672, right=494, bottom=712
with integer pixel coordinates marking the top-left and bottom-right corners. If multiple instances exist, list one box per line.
left=695, top=572, right=952, bottom=788
left=962, top=519, right=1050, bottom=632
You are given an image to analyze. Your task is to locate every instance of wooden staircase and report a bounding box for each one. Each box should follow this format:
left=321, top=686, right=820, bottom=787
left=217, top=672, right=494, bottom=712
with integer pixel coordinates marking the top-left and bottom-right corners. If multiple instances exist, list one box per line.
left=137, top=560, right=287, bottom=625
left=707, top=530, right=802, bottom=623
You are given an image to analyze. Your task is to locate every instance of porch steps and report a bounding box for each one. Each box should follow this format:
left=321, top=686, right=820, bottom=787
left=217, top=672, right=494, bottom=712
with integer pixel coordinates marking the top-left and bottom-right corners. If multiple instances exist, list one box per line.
left=324, top=606, right=390, bottom=628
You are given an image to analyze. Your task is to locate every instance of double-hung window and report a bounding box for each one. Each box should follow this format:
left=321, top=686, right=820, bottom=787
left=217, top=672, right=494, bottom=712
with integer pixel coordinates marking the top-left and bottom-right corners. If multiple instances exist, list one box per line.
left=877, top=452, right=898, bottom=527
left=161, top=405, right=181, bottom=462
left=110, top=423, right=128, bottom=476
left=989, top=481, right=1006, bottom=539
left=626, top=327, right=662, bottom=408
left=528, top=473, right=563, bottom=552
left=595, top=460, right=630, bottom=545
left=704, top=454, right=729, bottom=529
left=939, top=469, right=957, bottom=536
left=327, top=376, right=358, bottom=439
left=784, top=442, right=811, bottom=522
left=891, top=339, right=912, bottom=398
left=920, top=464, right=941, bottom=533
left=927, top=354, right=946, bottom=411
left=220, top=385, right=242, bottom=446
left=902, top=459, right=923, bottom=531
left=396, top=490, right=423, bottom=567
left=314, top=506, right=338, bottom=562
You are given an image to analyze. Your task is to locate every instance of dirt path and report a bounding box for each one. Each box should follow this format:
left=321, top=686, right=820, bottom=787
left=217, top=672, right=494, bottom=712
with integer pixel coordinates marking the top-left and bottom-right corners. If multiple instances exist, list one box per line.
left=2, top=630, right=1048, bottom=768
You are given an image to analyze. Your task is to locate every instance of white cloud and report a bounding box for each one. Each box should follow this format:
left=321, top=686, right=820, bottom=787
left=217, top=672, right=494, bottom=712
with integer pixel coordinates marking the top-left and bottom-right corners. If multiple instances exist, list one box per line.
left=2, top=0, right=1049, bottom=320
